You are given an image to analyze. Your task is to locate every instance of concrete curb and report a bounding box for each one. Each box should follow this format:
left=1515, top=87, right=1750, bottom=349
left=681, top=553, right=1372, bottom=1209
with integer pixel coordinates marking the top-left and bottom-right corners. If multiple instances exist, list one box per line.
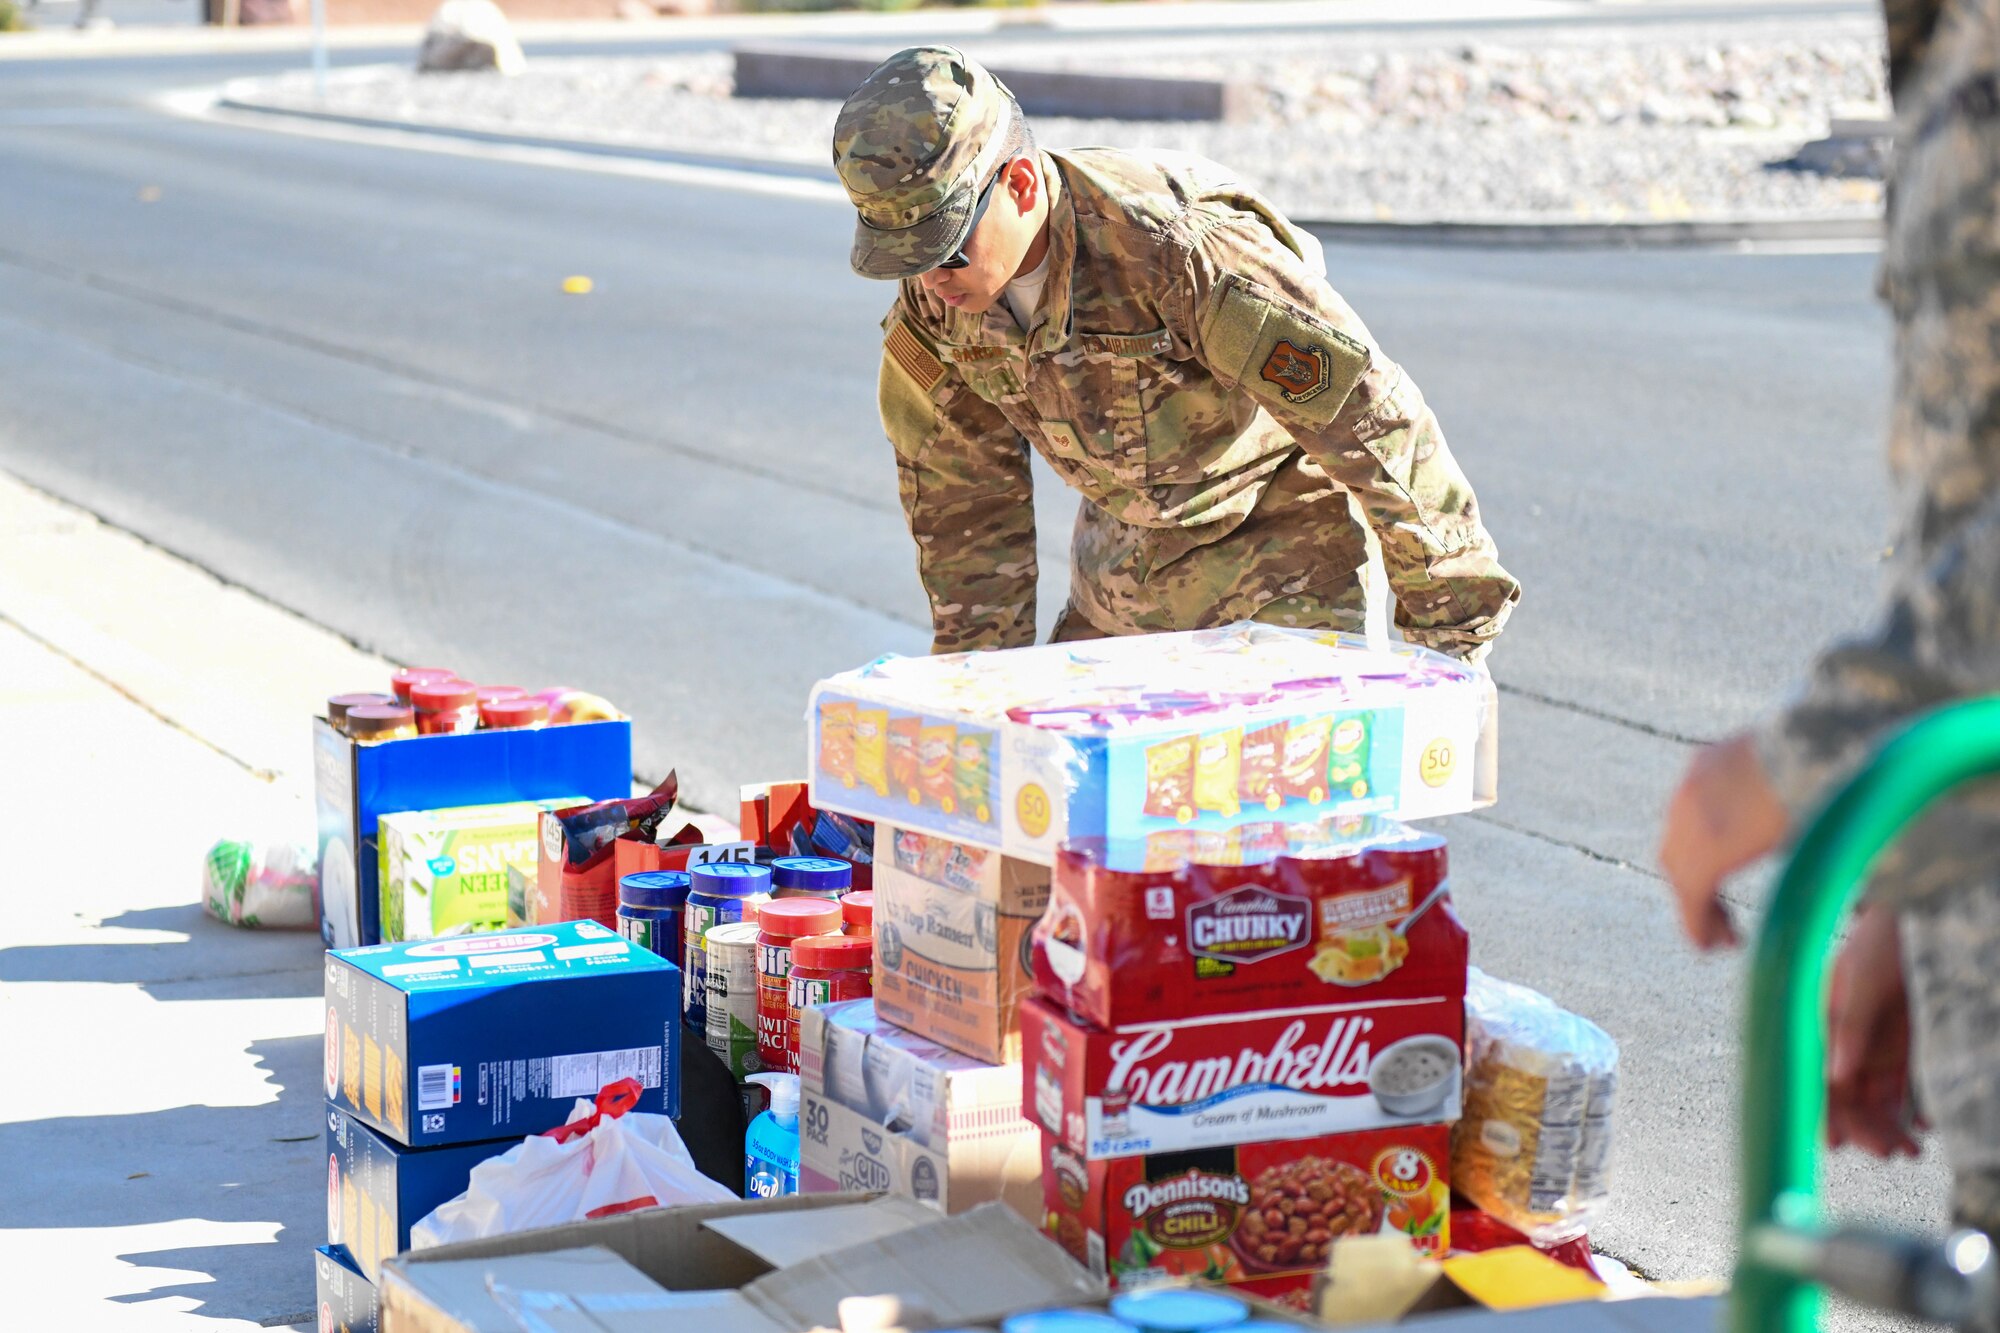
left=212, top=89, right=1885, bottom=248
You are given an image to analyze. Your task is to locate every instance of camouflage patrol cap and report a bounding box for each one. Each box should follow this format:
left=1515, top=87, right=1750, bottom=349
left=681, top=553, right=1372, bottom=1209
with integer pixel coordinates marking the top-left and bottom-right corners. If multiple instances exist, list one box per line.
left=833, top=46, right=1017, bottom=280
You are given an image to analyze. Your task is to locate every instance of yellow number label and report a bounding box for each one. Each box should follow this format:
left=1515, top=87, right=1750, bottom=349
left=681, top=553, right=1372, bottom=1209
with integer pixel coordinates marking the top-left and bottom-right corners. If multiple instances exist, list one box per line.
left=1419, top=738, right=1456, bottom=789
left=1015, top=783, right=1051, bottom=838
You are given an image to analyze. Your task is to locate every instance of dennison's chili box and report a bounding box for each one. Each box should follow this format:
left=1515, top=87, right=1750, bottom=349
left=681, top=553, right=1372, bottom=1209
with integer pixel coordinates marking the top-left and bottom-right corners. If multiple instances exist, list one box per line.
left=1022, top=991, right=1464, bottom=1161
left=1040, top=1125, right=1452, bottom=1305
left=1034, top=819, right=1463, bottom=1030
left=806, top=626, right=1496, bottom=865
left=324, top=920, right=679, bottom=1148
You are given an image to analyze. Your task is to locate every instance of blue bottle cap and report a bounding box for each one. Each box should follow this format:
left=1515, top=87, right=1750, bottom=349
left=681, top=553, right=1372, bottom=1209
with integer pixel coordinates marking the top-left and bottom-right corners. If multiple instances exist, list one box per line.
left=618, top=871, right=691, bottom=909
left=689, top=861, right=774, bottom=895
left=769, top=855, right=853, bottom=892
left=1108, top=1288, right=1249, bottom=1332
left=1000, top=1312, right=1130, bottom=1333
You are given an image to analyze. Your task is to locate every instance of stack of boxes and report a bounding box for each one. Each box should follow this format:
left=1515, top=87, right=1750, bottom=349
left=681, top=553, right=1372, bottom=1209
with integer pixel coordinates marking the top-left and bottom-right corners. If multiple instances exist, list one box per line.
left=803, top=625, right=1500, bottom=1299
left=1021, top=820, right=1469, bottom=1304
left=317, top=920, right=683, bottom=1327
left=795, top=825, right=1046, bottom=1214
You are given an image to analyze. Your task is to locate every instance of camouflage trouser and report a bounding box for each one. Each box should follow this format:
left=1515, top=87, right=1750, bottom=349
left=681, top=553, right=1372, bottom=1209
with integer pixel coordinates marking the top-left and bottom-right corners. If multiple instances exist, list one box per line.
left=1901, top=883, right=2000, bottom=1236
left=1049, top=579, right=1370, bottom=644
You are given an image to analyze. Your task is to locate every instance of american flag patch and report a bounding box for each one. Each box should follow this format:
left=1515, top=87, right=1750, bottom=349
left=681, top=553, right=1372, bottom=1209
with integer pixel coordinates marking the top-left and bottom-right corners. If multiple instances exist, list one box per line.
left=886, top=319, right=946, bottom=392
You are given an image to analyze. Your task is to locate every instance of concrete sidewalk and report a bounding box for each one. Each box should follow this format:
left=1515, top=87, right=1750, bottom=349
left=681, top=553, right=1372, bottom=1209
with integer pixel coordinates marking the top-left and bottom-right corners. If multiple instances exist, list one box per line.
left=0, top=470, right=723, bottom=1328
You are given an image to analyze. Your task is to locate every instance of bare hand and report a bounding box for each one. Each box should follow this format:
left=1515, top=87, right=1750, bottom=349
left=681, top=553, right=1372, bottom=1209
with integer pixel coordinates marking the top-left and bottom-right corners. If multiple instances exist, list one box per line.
left=1826, top=906, right=1923, bottom=1157
left=1658, top=733, right=1791, bottom=949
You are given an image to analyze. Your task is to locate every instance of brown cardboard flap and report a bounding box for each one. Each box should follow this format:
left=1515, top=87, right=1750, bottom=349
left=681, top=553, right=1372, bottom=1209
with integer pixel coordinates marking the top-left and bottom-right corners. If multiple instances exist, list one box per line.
left=743, top=1202, right=1103, bottom=1330
left=701, top=1196, right=939, bottom=1269
left=381, top=1246, right=672, bottom=1333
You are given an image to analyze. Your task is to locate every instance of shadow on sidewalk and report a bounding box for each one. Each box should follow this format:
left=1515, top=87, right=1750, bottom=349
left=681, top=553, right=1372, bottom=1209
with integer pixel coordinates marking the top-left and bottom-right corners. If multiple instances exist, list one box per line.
left=0, top=1033, right=323, bottom=1323
left=0, top=904, right=322, bottom=1000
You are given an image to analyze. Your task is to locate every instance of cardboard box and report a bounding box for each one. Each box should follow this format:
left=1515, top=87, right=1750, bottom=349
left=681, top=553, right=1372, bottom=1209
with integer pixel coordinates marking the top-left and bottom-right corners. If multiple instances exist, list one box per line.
left=532, top=806, right=755, bottom=930
left=808, top=626, right=1496, bottom=863
left=379, top=1194, right=1103, bottom=1333
left=1033, top=819, right=1465, bottom=1030
left=379, top=800, right=582, bottom=943
left=870, top=825, right=1048, bottom=1065
left=324, top=921, right=679, bottom=1147
left=1041, top=1124, right=1452, bottom=1307
left=796, top=999, right=1039, bottom=1217
left=326, top=1104, right=519, bottom=1282
left=1022, top=994, right=1464, bottom=1161
left=314, top=715, right=631, bottom=948
left=315, top=1244, right=379, bottom=1333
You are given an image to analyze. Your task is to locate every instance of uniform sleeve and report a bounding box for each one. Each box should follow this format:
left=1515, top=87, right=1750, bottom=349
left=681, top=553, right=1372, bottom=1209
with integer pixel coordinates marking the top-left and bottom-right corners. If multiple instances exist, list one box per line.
left=1171, top=212, right=1520, bottom=662
left=879, top=301, right=1040, bottom=654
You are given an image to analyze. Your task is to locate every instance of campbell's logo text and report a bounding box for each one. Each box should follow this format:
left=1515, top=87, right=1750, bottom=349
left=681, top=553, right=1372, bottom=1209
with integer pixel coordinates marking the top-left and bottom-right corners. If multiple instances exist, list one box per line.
left=1106, top=1016, right=1375, bottom=1105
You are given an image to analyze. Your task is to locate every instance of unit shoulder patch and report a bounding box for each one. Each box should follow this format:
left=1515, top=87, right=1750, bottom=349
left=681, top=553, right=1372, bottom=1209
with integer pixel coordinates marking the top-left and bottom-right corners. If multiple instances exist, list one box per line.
left=1201, top=276, right=1371, bottom=427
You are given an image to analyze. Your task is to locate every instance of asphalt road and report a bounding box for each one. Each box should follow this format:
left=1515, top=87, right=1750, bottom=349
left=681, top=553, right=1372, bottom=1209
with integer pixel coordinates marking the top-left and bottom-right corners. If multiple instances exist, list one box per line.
left=0, top=33, right=1947, bottom=1330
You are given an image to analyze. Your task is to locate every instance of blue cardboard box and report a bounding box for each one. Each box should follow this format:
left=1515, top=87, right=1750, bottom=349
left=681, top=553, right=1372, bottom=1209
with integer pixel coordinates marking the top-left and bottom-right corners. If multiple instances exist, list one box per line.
left=325, top=1104, right=516, bottom=1282
left=324, top=920, right=680, bottom=1148
left=314, top=1244, right=378, bottom=1333
left=314, top=715, right=632, bottom=948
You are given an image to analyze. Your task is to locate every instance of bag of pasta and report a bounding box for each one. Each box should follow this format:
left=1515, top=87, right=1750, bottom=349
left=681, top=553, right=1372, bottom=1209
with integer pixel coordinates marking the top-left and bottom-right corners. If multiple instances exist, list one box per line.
left=1452, top=968, right=1618, bottom=1244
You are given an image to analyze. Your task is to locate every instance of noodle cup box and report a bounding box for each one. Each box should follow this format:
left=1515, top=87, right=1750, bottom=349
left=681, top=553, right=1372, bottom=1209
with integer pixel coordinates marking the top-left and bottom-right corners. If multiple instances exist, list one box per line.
left=1034, top=819, right=1464, bottom=1030
left=325, top=1104, right=517, bottom=1283
left=314, top=715, right=631, bottom=949
left=324, top=920, right=679, bottom=1148
left=315, top=1244, right=379, bottom=1333
left=806, top=627, right=1495, bottom=865
left=379, top=799, right=584, bottom=944
left=797, top=998, right=1040, bottom=1217
left=1021, top=994, right=1463, bottom=1161
left=1040, top=1124, right=1452, bottom=1302
left=871, top=824, right=1050, bottom=1065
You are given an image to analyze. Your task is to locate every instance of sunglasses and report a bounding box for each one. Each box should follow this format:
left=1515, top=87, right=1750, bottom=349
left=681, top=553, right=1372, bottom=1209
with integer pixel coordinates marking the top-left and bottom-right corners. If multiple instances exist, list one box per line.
left=935, top=165, right=1007, bottom=271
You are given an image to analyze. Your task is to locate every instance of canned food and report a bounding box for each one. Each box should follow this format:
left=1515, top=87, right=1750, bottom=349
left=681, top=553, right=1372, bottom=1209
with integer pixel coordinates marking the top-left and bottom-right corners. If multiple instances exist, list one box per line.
left=704, top=921, right=763, bottom=1078
left=788, top=933, right=873, bottom=1055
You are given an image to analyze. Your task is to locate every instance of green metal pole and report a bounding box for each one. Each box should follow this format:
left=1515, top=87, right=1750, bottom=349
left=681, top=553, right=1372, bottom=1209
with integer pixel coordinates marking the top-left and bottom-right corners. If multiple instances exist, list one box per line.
left=1735, top=696, right=2000, bottom=1333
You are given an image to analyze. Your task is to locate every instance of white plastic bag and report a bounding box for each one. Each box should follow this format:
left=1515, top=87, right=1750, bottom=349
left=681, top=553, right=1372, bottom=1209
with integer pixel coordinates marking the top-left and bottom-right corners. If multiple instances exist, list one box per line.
left=410, top=1079, right=733, bottom=1249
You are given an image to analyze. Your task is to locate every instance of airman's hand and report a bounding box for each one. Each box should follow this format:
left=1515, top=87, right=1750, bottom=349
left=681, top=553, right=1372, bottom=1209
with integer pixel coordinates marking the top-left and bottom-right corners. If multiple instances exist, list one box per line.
left=1658, top=733, right=1791, bottom=949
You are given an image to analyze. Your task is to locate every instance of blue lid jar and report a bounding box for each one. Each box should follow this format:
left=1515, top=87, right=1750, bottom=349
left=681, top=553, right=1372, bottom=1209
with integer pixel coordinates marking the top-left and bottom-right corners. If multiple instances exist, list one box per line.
left=619, top=870, right=691, bottom=910
left=1107, top=1289, right=1249, bottom=1332
left=689, top=861, right=774, bottom=897
left=999, top=1311, right=1130, bottom=1333
left=770, top=855, right=852, bottom=895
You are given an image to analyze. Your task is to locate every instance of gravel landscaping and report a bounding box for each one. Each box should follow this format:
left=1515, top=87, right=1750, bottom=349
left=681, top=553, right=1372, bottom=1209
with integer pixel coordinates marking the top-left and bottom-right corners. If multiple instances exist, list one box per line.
left=238, top=17, right=1892, bottom=224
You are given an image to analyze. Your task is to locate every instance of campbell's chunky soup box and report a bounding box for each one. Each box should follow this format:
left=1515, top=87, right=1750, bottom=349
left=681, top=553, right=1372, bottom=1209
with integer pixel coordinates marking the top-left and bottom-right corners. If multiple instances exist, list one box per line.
left=1041, top=1125, right=1452, bottom=1306
left=1033, top=818, right=1459, bottom=1030
left=870, top=824, right=1050, bottom=1065
left=807, top=626, right=1494, bottom=865
left=313, top=714, right=630, bottom=949
left=324, top=921, right=679, bottom=1148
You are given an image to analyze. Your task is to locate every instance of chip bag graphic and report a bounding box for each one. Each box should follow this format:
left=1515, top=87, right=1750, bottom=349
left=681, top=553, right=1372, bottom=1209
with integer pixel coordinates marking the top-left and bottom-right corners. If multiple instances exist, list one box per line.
left=954, top=731, right=994, bottom=822
left=1142, top=735, right=1198, bottom=822
left=1278, top=716, right=1335, bottom=804
left=818, top=700, right=857, bottom=787
left=888, top=715, right=922, bottom=797
left=1327, top=711, right=1373, bottom=798
left=918, top=723, right=958, bottom=812
left=853, top=709, right=891, bottom=797
left=1192, top=728, right=1243, bottom=817
left=1239, top=721, right=1288, bottom=810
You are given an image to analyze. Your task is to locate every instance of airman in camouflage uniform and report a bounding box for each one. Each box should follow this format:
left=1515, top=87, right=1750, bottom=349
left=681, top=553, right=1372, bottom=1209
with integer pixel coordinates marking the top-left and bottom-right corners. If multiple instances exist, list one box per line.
left=833, top=47, right=1519, bottom=660
left=1662, top=0, right=2000, bottom=1241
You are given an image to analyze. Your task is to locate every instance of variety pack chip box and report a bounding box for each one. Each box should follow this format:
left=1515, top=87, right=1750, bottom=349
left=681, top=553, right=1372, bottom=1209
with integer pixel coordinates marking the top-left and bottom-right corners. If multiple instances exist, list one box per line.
left=807, top=626, right=1495, bottom=865
left=323, top=921, right=680, bottom=1148
left=313, top=715, right=632, bottom=948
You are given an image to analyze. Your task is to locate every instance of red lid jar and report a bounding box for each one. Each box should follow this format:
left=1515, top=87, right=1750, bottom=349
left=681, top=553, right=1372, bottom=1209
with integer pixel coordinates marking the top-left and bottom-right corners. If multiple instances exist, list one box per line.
left=838, top=890, right=874, bottom=936
left=755, top=898, right=842, bottom=1073
left=390, top=667, right=454, bottom=703
left=481, top=697, right=549, bottom=730
left=787, top=933, right=874, bottom=1053
left=410, top=678, right=479, bottom=736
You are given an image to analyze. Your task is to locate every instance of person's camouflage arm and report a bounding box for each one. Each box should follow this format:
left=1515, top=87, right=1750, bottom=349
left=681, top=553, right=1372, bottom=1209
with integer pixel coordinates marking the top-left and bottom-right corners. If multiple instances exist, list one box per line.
left=878, top=302, right=1039, bottom=654
left=1172, top=210, right=1520, bottom=662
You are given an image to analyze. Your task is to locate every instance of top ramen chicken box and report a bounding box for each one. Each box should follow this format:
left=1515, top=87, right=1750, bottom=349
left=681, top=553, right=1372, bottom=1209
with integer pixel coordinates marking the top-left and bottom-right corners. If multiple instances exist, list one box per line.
left=806, top=625, right=1495, bottom=865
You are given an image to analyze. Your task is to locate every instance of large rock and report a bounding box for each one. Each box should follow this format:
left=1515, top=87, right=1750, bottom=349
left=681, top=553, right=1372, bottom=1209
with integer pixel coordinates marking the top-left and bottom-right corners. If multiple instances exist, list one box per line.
left=417, top=0, right=526, bottom=77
